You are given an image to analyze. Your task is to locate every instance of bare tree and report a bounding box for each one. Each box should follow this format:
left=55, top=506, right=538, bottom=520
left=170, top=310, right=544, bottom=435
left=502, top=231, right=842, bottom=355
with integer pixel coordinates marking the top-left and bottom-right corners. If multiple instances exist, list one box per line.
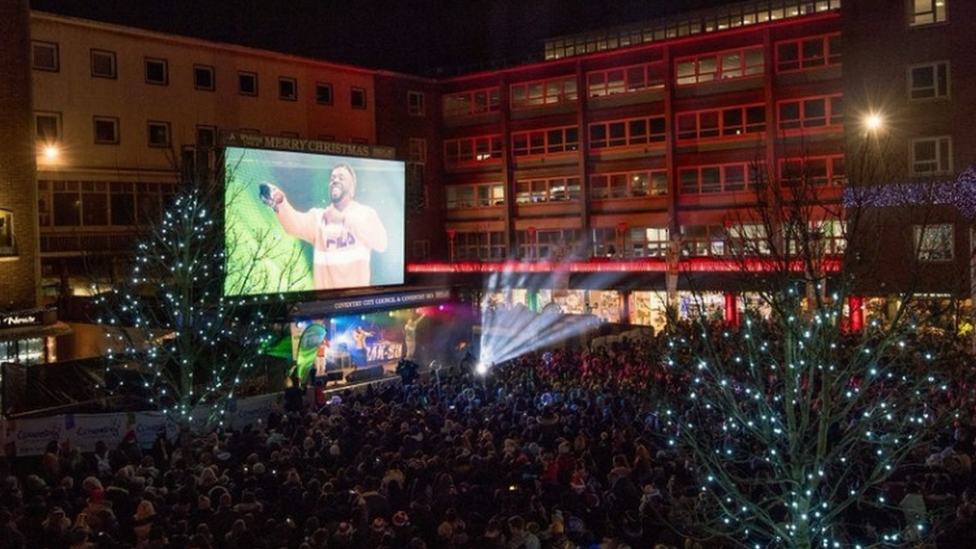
left=659, top=151, right=972, bottom=549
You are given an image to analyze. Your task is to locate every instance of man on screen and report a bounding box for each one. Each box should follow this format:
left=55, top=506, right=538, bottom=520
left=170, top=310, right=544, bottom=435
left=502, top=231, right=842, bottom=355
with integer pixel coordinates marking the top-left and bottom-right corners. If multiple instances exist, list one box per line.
left=259, top=163, right=388, bottom=289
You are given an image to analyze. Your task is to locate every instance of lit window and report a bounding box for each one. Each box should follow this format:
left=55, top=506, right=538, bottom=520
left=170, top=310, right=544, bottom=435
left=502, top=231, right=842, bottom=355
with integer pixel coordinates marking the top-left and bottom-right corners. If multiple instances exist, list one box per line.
left=194, top=65, right=215, bottom=91
left=93, top=116, right=119, bottom=144
left=32, top=41, right=59, bottom=72
left=443, top=88, right=500, bottom=117
left=909, top=61, right=949, bottom=100
left=238, top=71, right=258, bottom=96
left=911, top=136, right=952, bottom=175
left=145, top=58, right=168, bottom=85
left=914, top=224, right=953, bottom=261
left=91, top=49, right=117, bottom=79
left=278, top=77, right=297, bottom=101
left=0, top=209, right=15, bottom=256
left=908, top=0, right=947, bottom=26
left=147, top=121, right=171, bottom=147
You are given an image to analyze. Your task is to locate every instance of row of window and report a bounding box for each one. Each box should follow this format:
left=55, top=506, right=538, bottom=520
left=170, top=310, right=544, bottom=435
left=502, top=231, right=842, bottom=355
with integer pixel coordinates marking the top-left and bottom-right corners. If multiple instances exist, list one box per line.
left=34, top=112, right=370, bottom=149
left=30, top=41, right=373, bottom=110
left=37, top=180, right=178, bottom=228
left=444, top=54, right=949, bottom=120
left=444, top=157, right=849, bottom=209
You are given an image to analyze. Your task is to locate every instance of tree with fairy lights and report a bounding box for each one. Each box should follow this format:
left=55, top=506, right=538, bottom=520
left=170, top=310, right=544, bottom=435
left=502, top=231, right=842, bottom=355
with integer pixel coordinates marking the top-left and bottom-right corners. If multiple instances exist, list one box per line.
left=658, top=152, right=975, bottom=548
left=93, top=164, right=304, bottom=431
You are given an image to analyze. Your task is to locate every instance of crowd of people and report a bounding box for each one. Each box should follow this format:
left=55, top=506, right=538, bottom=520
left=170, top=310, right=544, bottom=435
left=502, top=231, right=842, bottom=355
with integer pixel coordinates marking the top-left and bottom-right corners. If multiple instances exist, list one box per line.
left=2, top=320, right=976, bottom=549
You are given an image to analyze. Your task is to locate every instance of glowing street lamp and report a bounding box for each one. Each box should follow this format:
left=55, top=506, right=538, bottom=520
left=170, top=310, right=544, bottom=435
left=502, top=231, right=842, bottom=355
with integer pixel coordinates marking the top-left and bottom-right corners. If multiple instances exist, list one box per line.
left=863, top=112, right=884, bottom=133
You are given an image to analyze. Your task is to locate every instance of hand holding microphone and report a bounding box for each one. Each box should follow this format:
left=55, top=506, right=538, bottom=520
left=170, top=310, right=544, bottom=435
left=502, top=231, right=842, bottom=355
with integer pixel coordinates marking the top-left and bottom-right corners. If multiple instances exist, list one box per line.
left=259, top=182, right=283, bottom=212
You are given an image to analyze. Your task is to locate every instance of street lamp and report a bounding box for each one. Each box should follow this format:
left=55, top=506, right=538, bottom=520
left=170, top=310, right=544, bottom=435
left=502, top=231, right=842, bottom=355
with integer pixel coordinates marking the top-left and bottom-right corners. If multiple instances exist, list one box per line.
left=863, top=112, right=884, bottom=134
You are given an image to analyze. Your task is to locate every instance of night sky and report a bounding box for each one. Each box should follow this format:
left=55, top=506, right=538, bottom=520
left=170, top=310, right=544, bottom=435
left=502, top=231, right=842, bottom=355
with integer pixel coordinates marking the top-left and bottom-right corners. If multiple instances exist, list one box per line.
left=30, top=0, right=736, bottom=75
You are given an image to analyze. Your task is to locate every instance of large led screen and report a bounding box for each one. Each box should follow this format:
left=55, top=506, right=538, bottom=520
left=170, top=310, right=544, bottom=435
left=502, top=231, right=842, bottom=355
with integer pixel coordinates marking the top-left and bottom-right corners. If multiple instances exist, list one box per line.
left=223, top=146, right=405, bottom=297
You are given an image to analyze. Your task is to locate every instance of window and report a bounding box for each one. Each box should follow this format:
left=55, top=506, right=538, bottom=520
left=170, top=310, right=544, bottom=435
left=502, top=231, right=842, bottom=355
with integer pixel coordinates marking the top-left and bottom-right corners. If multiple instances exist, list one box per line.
left=444, top=136, right=503, bottom=165
left=511, top=127, right=579, bottom=157
left=443, top=88, right=501, bottom=117
left=780, top=155, right=846, bottom=187
left=93, top=116, right=119, bottom=144
left=909, top=61, right=949, bottom=100
left=316, top=82, right=333, bottom=105
left=911, top=136, right=952, bottom=175
left=238, top=71, right=258, bottom=96
left=586, top=62, right=665, bottom=97
left=629, top=227, right=670, bottom=257
left=32, top=41, right=59, bottom=71
left=196, top=126, right=217, bottom=148
left=675, top=46, right=763, bottom=85
left=91, top=49, right=117, bottom=79
left=515, top=177, right=580, bottom=203
left=408, top=91, right=425, bottom=115
left=776, top=34, right=841, bottom=72
left=681, top=225, right=727, bottom=256
left=351, top=87, right=367, bottom=109
left=909, top=0, right=947, bottom=26
left=590, top=170, right=666, bottom=199
left=278, top=77, right=297, bottom=101
left=678, top=164, right=755, bottom=194
left=589, top=116, right=666, bottom=149
left=446, top=183, right=505, bottom=209
left=0, top=209, right=14, bottom=256
left=35, top=112, right=61, bottom=143
left=511, top=77, right=577, bottom=109
left=145, top=57, right=168, bottom=85
left=455, top=230, right=507, bottom=261
left=677, top=105, right=765, bottom=140
left=408, top=138, right=427, bottom=163
left=729, top=224, right=771, bottom=255
left=778, top=95, right=843, bottom=130
left=147, top=121, right=171, bottom=147
left=194, top=65, right=215, bottom=91
left=915, top=224, right=953, bottom=261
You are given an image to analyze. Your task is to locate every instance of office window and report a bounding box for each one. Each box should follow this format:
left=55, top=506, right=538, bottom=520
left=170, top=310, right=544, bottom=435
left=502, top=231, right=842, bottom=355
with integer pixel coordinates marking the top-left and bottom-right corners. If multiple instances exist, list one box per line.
left=675, top=46, right=763, bottom=85
left=316, top=82, right=333, bottom=105
left=629, top=227, right=670, bottom=257
left=91, top=49, right=117, bottom=79
left=590, top=170, right=666, bottom=199
left=511, top=76, right=577, bottom=109
left=911, top=136, right=952, bottom=175
left=678, top=164, right=755, bottom=194
left=147, top=121, right=171, bottom=147
left=909, top=0, right=947, bottom=26
left=909, top=61, right=949, bottom=100
left=446, top=183, right=504, bottom=209
left=35, top=112, right=62, bottom=142
left=93, top=116, right=119, bottom=144
left=778, top=95, right=843, bottom=130
left=589, top=116, right=666, bottom=149
left=776, top=34, right=841, bottom=72
left=676, top=105, right=765, bottom=140
left=408, top=91, right=425, bottom=115
left=780, top=155, right=846, bottom=187
left=238, top=71, right=258, bottom=96
left=444, top=135, right=502, bottom=165
left=145, top=57, right=168, bottom=85
left=443, top=88, right=501, bottom=117
left=279, top=77, right=297, bottom=101
left=351, top=87, right=367, bottom=109
left=194, top=65, right=215, bottom=91
left=515, top=177, right=579, bottom=203
left=196, top=126, right=217, bottom=148
left=32, top=41, right=59, bottom=71
left=915, top=224, right=953, bottom=261
left=512, top=127, right=579, bottom=156
left=586, top=62, right=665, bottom=97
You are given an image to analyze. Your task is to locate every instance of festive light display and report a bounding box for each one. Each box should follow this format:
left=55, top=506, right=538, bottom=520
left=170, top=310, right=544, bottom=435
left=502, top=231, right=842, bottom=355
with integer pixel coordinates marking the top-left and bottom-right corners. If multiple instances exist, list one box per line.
left=93, top=183, right=290, bottom=429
